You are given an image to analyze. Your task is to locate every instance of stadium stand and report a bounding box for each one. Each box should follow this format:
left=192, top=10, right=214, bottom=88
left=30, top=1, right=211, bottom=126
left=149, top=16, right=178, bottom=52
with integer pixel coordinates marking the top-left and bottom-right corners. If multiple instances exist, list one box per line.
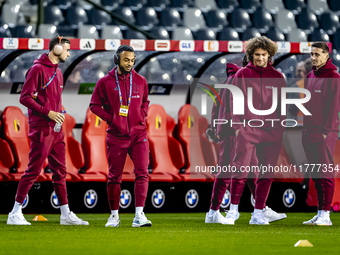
left=159, top=8, right=182, bottom=31
left=194, top=29, right=216, bottom=40
left=320, top=12, right=339, bottom=35
left=147, top=105, right=183, bottom=182
left=296, top=7, right=319, bottom=34
left=309, top=28, right=330, bottom=42
left=174, top=104, right=216, bottom=182
left=135, top=7, right=159, bottom=30
left=241, top=27, right=260, bottom=41
left=0, top=106, right=48, bottom=182
left=215, top=0, right=238, bottom=12
left=0, top=121, right=15, bottom=181
left=205, top=10, right=228, bottom=31
left=283, top=0, right=305, bottom=14
left=229, top=8, right=252, bottom=32
left=251, top=7, right=273, bottom=33
left=183, top=8, right=207, bottom=31
left=62, top=108, right=85, bottom=182
left=217, top=26, right=239, bottom=41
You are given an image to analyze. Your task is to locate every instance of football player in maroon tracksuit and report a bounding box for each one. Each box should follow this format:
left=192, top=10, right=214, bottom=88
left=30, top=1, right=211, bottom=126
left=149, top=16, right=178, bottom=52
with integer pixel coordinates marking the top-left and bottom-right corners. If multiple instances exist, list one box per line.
left=90, top=45, right=151, bottom=227
left=224, top=36, right=286, bottom=225
left=7, top=35, right=89, bottom=226
left=205, top=63, right=286, bottom=224
left=302, top=42, right=340, bottom=226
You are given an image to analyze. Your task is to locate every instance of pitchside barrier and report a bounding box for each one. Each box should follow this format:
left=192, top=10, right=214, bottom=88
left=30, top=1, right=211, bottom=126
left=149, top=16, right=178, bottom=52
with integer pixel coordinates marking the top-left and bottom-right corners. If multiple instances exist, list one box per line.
left=0, top=38, right=338, bottom=214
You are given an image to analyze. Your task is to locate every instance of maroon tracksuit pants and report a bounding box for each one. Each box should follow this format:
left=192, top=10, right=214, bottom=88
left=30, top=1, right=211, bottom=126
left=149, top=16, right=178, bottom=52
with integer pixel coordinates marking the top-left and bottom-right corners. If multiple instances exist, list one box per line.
left=106, top=131, right=149, bottom=210
left=209, top=135, right=258, bottom=210
left=302, top=130, right=337, bottom=211
left=230, top=127, right=283, bottom=210
left=16, top=126, right=68, bottom=205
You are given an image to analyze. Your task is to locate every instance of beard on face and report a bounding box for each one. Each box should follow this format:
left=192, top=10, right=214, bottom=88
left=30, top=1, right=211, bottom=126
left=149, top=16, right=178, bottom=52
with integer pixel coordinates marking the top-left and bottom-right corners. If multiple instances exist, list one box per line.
left=118, top=63, right=131, bottom=74
left=58, top=56, right=66, bottom=63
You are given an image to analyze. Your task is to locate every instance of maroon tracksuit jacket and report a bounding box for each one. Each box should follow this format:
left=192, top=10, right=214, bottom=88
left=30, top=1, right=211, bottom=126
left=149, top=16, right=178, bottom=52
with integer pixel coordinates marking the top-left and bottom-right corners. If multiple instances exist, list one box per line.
left=90, top=67, right=150, bottom=210
left=16, top=53, right=68, bottom=205
left=229, top=62, right=286, bottom=209
left=303, top=58, right=340, bottom=211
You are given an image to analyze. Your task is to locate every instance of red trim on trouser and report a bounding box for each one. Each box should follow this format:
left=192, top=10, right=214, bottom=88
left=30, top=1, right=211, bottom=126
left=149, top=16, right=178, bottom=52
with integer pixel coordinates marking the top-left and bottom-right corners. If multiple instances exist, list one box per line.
left=302, top=130, right=337, bottom=211
left=230, top=127, right=283, bottom=210
left=209, top=135, right=258, bottom=210
left=106, top=131, right=149, bottom=210
left=16, top=126, right=68, bottom=205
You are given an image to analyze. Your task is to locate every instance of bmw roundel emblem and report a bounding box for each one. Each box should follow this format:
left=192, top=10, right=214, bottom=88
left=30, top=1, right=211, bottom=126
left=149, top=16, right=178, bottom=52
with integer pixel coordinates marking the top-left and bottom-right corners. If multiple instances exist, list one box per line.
left=185, top=189, right=199, bottom=208
left=220, top=190, right=231, bottom=209
left=283, top=189, right=296, bottom=208
left=250, top=194, right=255, bottom=207
left=84, top=189, right=98, bottom=209
left=120, top=189, right=132, bottom=209
left=22, top=195, right=29, bottom=209
left=50, top=191, right=60, bottom=209
left=151, top=189, right=165, bottom=209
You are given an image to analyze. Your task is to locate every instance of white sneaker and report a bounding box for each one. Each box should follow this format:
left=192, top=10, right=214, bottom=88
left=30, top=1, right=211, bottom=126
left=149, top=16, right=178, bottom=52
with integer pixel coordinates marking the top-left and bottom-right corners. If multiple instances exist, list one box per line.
left=223, top=210, right=240, bottom=225
left=262, top=206, right=287, bottom=222
left=60, top=212, right=89, bottom=225
left=314, top=214, right=332, bottom=226
left=105, top=214, right=120, bottom=227
left=132, top=212, right=152, bottom=227
left=249, top=213, right=269, bottom=225
left=302, top=215, right=318, bottom=225
left=205, top=211, right=227, bottom=224
left=7, top=212, right=31, bottom=225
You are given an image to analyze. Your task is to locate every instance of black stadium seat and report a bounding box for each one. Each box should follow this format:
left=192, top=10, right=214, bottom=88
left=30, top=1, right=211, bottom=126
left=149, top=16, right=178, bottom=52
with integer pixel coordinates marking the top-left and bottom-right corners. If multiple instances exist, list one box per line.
left=171, top=0, right=192, bottom=10
left=194, top=29, right=216, bottom=40
left=283, top=0, right=305, bottom=14
left=320, top=12, right=340, bottom=35
left=13, top=25, right=35, bottom=38
left=160, top=8, right=182, bottom=30
left=297, top=8, right=319, bottom=34
left=239, top=0, right=261, bottom=13
left=229, top=8, right=252, bottom=32
left=136, top=7, right=159, bottom=30
left=113, top=7, right=136, bottom=29
left=332, top=29, right=340, bottom=50
left=124, top=29, right=147, bottom=39
left=328, top=0, right=340, bottom=12
left=125, top=0, right=148, bottom=11
left=205, top=10, right=228, bottom=30
left=218, top=27, right=240, bottom=41
left=252, top=7, right=274, bottom=33
left=55, top=0, right=74, bottom=9
left=88, top=8, right=112, bottom=29
left=309, top=28, right=330, bottom=42
left=0, top=21, right=11, bottom=38
left=44, top=5, right=65, bottom=26
left=241, top=27, right=261, bottom=41
left=148, top=0, right=171, bottom=11
left=149, top=26, right=170, bottom=39
left=65, top=4, right=88, bottom=29
left=266, top=27, right=285, bottom=41
left=216, top=0, right=239, bottom=12
left=101, top=0, right=123, bottom=11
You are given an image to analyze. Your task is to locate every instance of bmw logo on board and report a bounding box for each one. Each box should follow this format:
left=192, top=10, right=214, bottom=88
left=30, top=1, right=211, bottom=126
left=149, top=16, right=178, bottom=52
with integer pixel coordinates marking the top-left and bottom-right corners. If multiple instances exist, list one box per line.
left=185, top=189, right=199, bottom=209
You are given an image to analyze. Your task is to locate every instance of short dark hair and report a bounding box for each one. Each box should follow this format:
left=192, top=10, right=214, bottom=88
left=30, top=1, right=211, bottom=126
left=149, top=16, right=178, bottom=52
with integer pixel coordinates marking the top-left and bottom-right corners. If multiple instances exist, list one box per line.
left=49, top=35, right=71, bottom=52
left=116, top=45, right=134, bottom=56
left=311, top=42, right=329, bottom=53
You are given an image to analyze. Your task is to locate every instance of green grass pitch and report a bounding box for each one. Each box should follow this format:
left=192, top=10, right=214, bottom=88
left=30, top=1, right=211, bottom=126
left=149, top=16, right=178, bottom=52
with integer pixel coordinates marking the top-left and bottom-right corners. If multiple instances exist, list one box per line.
left=1, top=213, right=339, bottom=255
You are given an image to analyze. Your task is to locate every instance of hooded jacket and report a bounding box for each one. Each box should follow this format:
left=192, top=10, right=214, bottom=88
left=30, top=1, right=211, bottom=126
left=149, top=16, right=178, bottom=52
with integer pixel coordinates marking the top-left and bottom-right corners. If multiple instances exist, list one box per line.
left=230, top=61, right=286, bottom=130
left=19, top=53, right=63, bottom=127
left=211, top=63, right=241, bottom=137
left=303, top=58, right=340, bottom=135
left=90, top=67, right=150, bottom=138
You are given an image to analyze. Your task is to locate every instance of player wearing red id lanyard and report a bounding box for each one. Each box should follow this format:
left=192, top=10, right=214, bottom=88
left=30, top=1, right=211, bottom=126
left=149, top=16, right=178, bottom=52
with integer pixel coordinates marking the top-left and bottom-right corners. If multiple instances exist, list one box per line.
left=90, top=45, right=151, bottom=228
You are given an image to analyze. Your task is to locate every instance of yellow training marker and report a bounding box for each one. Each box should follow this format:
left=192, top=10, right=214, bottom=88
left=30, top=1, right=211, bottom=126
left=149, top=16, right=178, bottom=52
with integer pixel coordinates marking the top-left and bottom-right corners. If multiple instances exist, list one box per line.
left=32, top=215, right=48, bottom=221
left=294, top=240, right=313, bottom=247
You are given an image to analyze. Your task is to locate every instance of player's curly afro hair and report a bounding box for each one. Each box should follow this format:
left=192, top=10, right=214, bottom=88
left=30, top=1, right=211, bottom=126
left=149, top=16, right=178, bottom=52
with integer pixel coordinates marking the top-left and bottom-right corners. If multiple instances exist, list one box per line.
left=242, top=36, right=278, bottom=67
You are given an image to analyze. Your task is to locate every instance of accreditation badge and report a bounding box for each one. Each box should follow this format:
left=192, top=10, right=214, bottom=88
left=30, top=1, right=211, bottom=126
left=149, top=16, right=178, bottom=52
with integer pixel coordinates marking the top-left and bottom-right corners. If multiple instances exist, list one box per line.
left=119, top=105, right=129, bottom=117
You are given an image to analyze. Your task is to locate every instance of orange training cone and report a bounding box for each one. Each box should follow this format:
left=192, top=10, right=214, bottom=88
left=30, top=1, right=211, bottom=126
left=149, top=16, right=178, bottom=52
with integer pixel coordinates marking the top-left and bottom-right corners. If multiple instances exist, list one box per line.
left=32, top=215, right=48, bottom=221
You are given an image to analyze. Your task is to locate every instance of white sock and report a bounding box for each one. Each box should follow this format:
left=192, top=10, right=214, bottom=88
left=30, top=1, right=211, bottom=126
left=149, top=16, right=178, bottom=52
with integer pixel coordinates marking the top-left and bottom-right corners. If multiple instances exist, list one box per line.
left=317, top=210, right=322, bottom=216
left=11, top=201, right=22, bottom=215
left=208, top=209, right=217, bottom=215
left=111, top=210, right=119, bottom=217
left=60, top=204, right=70, bottom=217
left=230, top=204, right=239, bottom=212
left=254, top=209, right=262, bottom=216
left=321, top=210, right=330, bottom=217
left=135, top=207, right=143, bottom=215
